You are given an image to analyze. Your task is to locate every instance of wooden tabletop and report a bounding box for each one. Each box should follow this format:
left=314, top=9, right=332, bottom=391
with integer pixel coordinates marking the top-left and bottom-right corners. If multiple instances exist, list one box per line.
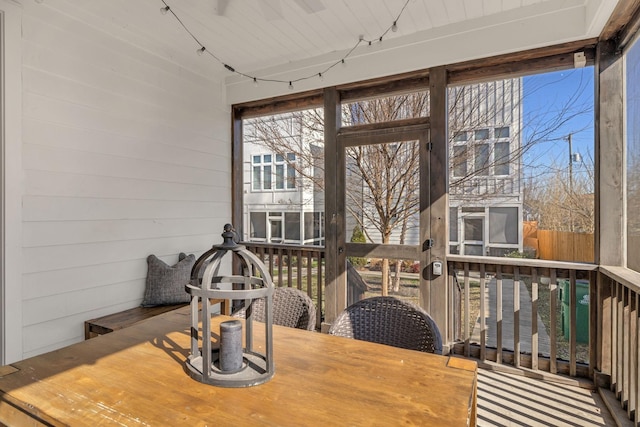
left=0, top=307, right=477, bottom=426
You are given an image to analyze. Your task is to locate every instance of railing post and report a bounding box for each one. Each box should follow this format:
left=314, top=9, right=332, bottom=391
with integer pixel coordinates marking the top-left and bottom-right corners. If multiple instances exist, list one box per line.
left=550, top=269, right=558, bottom=374
left=323, top=87, right=346, bottom=330
left=422, top=66, right=450, bottom=348
left=531, top=267, right=539, bottom=371
left=589, top=270, right=598, bottom=379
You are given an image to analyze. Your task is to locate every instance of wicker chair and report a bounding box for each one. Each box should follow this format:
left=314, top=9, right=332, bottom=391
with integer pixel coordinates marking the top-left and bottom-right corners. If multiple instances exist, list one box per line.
left=328, top=296, right=442, bottom=353
left=234, top=287, right=316, bottom=331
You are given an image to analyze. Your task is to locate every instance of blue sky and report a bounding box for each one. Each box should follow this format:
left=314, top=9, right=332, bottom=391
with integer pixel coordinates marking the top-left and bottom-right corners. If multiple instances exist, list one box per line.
left=522, top=67, right=594, bottom=181
left=628, top=38, right=640, bottom=166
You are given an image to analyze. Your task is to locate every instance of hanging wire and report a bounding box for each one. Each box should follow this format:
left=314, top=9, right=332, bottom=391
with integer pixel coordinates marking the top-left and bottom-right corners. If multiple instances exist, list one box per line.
left=159, top=0, right=411, bottom=87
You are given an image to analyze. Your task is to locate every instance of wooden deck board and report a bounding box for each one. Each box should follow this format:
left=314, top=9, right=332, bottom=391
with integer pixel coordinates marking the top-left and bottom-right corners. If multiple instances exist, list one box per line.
left=477, top=369, right=616, bottom=426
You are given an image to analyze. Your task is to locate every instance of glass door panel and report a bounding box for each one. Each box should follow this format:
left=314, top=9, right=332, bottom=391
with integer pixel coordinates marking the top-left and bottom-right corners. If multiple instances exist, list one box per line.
left=344, top=135, right=425, bottom=301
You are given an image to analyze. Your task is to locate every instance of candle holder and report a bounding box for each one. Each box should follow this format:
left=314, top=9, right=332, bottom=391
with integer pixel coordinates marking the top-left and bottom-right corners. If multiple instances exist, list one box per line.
left=185, top=224, right=274, bottom=387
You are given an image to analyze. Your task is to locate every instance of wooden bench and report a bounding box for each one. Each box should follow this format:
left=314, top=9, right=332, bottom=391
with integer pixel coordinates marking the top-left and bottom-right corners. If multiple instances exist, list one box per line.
left=84, top=299, right=228, bottom=339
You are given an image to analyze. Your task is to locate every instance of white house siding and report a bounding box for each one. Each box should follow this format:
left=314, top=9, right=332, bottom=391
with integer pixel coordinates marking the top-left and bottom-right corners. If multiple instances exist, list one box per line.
left=448, top=79, right=524, bottom=256
left=8, top=2, right=230, bottom=361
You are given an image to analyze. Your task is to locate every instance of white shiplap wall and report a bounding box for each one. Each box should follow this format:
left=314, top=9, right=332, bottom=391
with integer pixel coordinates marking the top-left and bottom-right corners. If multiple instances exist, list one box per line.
left=15, top=2, right=231, bottom=359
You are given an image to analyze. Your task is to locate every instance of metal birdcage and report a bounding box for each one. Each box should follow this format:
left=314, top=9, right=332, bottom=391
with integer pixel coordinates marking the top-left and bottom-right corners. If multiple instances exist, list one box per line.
left=185, top=224, right=274, bottom=387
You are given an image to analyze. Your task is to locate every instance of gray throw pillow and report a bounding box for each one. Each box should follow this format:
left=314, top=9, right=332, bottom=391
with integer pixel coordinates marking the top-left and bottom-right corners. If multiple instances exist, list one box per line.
left=141, top=253, right=195, bottom=307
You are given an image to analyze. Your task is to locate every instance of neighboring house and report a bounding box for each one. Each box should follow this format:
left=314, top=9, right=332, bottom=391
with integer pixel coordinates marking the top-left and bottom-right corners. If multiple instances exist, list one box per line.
left=448, top=79, right=524, bottom=257
left=242, top=115, right=325, bottom=246
left=242, top=78, right=524, bottom=256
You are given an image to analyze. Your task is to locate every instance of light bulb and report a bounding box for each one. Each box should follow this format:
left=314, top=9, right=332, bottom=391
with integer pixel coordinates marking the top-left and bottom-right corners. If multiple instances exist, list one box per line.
left=253, top=78, right=259, bottom=87
left=392, top=21, right=398, bottom=32
left=318, top=73, right=324, bottom=81
left=197, top=46, right=206, bottom=56
left=288, top=81, right=294, bottom=90
left=160, top=6, right=170, bottom=14
left=341, top=59, right=346, bottom=67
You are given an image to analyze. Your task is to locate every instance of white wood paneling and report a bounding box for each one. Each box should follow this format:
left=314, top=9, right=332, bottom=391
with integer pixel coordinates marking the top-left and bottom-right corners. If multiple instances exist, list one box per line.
left=23, top=260, right=147, bottom=300
left=1, top=0, right=24, bottom=365
left=23, top=143, right=226, bottom=186
left=22, top=235, right=218, bottom=274
left=24, top=171, right=224, bottom=202
left=226, top=0, right=618, bottom=103
left=22, top=197, right=227, bottom=222
left=11, top=0, right=231, bottom=361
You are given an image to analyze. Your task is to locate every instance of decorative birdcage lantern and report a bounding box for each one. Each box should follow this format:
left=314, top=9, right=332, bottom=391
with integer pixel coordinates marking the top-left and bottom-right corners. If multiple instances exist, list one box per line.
left=185, top=224, right=274, bottom=387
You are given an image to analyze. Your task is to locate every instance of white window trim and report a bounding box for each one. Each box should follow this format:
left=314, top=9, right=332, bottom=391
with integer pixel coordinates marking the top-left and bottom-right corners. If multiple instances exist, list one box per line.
left=251, top=152, right=297, bottom=192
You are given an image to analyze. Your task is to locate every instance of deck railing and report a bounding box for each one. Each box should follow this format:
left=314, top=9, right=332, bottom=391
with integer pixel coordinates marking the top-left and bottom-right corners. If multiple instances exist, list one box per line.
left=241, top=242, right=325, bottom=330
left=447, top=255, right=598, bottom=378
left=597, top=266, right=640, bottom=422
left=242, top=243, right=639, bottom=424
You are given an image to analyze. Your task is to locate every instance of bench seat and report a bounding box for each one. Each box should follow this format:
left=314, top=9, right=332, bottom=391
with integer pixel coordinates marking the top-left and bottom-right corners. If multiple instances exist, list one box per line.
left=84, top=299, right=228, bottom=339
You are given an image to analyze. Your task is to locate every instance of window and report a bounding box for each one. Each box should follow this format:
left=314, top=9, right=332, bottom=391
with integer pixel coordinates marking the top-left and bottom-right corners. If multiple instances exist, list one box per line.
left=489, top=207, right=518, bottom=244
left=453, top=146, right=468, bottom=177
left=287, top=153, right=296, bottom=189
left=269, top=216, right=283, bottom=242
left=275, top=154, right=285, bottom=189
left=304, top=212, right=324, bottom=245
left=494, top=142, right=510, bottom=175
left=252, top=154, right=272, bottom=190
left=342, top=91, right=430, bottom=126
left=453, top=131, right=468, bottom=142
left=250, top=212, right=267, bottom=239
left=474, top=144, right=490, bottom=175
left=285, top=212, right=301, bottom=241
left=464, top=218, right=483, bottom=241
left=495, top=126, right=510, bottom=138
left=252, top=153, right=296, bottom=191
left=475, top=129, right=489, bottom=140
left=461, top=207, right=485, bottom=213
left=449, top=207, right=458, bottom=243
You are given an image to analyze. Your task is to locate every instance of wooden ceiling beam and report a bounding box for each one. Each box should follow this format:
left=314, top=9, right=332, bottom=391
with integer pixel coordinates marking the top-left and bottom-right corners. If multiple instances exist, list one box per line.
left=234, top=90, right=323, bottom=119
left=448, top=40, right=597, bottom=85
left=599, top=0, right=640, bottom=43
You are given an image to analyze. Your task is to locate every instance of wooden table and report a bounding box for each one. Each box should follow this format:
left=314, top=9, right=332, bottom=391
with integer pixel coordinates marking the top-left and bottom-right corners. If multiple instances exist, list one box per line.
left=0, top=307, right=477, bottom=426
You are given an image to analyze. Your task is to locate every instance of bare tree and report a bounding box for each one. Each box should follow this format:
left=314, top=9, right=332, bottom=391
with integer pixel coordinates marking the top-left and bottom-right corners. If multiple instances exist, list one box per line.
left=346, top=140, right=420, bottom=294
left=344, top=94, right=425, bottom=295
left=245, top=71, right=593, bottom=293
left=524, top=152, right=595, bottom=233
left=449, top=74, right=592, bottom=199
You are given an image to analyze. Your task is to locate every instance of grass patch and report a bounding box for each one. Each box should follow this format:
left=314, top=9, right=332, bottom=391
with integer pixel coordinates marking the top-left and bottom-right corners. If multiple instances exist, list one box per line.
left=358, top=271, right=420, bottom=305
left=459, top=280, right=481, bottom=337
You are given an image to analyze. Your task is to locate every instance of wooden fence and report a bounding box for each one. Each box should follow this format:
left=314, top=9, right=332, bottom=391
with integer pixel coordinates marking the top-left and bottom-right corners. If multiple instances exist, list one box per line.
left=524, top=221, right=594, bottom=263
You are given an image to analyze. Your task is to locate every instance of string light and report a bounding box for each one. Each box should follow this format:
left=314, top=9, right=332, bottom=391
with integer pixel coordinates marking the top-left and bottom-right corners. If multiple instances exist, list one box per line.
left=158, top=0, right=410, bottom=89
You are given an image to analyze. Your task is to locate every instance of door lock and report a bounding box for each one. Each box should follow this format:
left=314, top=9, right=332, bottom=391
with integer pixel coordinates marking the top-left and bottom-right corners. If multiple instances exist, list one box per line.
left=432, top=261, right=443, bottom=276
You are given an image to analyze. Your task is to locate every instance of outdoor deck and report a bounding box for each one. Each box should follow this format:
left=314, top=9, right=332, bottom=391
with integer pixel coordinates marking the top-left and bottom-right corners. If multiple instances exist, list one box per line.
left=476, top=368, right=615, bottom=426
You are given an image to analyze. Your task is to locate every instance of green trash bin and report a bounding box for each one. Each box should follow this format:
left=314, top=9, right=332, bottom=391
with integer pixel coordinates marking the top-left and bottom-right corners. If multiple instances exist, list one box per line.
left=560, top=279, right=590, bottom=343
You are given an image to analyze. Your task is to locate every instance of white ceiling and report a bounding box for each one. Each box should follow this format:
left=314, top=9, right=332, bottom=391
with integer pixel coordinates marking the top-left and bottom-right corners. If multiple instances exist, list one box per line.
left=80, top=0, right=621, bottom=103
